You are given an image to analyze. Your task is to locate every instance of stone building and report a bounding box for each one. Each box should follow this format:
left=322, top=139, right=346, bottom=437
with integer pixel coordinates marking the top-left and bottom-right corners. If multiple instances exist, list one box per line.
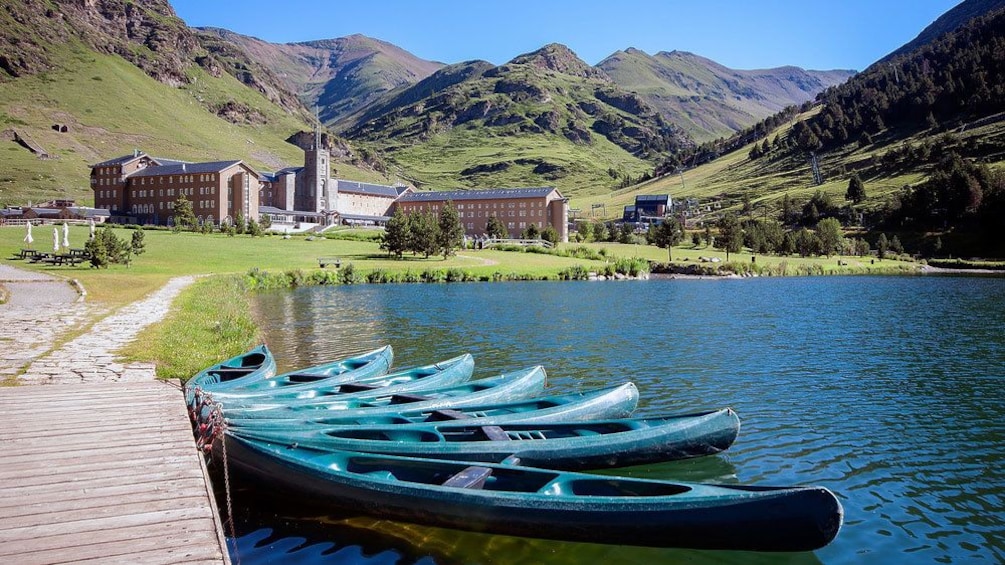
left=90, top=151, right=260, bottom=226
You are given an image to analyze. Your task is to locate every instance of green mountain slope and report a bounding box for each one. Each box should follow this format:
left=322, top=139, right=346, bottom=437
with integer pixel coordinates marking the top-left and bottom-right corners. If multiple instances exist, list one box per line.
left=340, top=44, right=694, bottom=195
left=597, top=48, right=855, bottom=141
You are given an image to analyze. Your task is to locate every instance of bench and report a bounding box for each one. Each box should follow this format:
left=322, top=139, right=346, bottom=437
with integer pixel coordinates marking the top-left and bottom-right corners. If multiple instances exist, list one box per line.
left=318, top=257, right=341, bottom=268
left=480, top=425, right=510, bottom=441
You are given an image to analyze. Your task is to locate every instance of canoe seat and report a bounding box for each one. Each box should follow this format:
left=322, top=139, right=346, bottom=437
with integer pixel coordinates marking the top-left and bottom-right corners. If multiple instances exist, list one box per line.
left=339, top=383, right=381, bottom=393
left=442, top=465, right=493, bottom=489
left=425, top=409, right=471, bottom=421
left=388, top=393, right=432, bottom=405
left=481, top=426, right=510, bottom=441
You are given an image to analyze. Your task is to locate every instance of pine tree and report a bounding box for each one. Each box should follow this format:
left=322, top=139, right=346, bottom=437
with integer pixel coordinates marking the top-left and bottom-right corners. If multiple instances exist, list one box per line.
left=486, top=215, right=507, bottom=240
left=846, top=174, right=867, bottom=204
left=172, top=196, right=196, bottom=232
left=436, top=201, right=464, bottom=258
left=380, top=208, right=410, bottom=259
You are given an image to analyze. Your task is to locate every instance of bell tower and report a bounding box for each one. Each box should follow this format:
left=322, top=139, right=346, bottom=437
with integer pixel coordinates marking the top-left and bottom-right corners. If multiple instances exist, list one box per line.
left=303, top=114, right=334, bottom=215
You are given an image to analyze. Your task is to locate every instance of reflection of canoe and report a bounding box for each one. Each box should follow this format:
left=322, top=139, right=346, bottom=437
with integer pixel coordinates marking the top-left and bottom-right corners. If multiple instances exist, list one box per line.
left=199, top=346, right=393, bottom=402
left=210, top=353, right=469, bottom=410
left=223, top=434, right=844, bottom=552
left=185, top=345, right=275, bottom=406
left=222, top=366, right=548, bottom=422
left=226, top=408, right=740, bottom=470
left=226, top=383, right=640, bottom=431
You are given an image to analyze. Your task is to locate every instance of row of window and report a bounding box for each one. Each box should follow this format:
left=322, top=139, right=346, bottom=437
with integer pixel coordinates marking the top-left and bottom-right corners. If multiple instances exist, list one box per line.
left=458, top=210, right=542, bottom=219
left=465, top=222, right=540, bottom=230
left=456, top=201, right=543, bottom=210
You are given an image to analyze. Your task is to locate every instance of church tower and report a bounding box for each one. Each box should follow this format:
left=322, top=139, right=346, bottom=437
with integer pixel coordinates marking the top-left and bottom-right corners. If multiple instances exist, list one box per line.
left=300, top=117, right=335, bottom=218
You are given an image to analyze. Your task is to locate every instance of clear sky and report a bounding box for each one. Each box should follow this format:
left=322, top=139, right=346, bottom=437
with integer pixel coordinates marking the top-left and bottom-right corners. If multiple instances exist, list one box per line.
left=170, top=0, right=962, bottom=71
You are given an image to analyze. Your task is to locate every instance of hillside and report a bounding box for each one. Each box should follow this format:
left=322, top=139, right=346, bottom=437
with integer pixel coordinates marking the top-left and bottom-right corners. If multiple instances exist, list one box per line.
left=0, top=0, right=396, bottom=206
left=597, top=49, right=854, bottom=141
left=575, top=4, right=1005, bottom=257
left=339, top=44, right=693, bottom=194
left=197, top=29, right=444, bottom=125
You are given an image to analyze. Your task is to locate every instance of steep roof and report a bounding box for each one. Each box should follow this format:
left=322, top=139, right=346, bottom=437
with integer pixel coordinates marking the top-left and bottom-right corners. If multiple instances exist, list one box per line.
left=128, top=160, right=247, bottom=178
left=397, top=187, right=559, bottom=203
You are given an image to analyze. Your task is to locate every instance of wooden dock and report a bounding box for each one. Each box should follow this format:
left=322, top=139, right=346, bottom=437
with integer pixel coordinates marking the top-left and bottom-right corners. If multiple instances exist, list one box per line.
left=0, top=381, right=230, bottom=565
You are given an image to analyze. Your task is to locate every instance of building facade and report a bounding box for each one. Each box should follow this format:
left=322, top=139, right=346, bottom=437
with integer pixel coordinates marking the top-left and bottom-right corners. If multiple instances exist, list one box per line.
left=90, top=151, right=260, bottom=226
left=395, top=187, right=569, bottom=242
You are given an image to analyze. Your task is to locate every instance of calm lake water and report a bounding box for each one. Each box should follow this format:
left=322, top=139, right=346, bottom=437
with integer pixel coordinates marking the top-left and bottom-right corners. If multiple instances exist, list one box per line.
left=218, top=276, right=1005, bottom=564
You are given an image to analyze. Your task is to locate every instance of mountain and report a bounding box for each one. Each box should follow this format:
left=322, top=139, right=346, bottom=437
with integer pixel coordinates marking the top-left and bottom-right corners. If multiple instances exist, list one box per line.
left=597, top=48, right=855, bottom=141
left=196, top=29, right=444, bottom=125
left=0, top=0, right=392, bottom=205
left=338, top=44, right=694, bottom=193
left=879, top=0, right=1005, bottom=64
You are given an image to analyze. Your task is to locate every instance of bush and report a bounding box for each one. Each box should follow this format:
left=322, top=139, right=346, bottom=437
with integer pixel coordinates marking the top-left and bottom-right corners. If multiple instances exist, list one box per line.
left=339, top=263, right=361, bottom=284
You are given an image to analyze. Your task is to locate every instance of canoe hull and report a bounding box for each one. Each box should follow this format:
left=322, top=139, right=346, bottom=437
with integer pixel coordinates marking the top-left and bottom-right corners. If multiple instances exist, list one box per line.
left=226, top=408, right=741, bottom=470
left=222, top=436, right=843, bottom=552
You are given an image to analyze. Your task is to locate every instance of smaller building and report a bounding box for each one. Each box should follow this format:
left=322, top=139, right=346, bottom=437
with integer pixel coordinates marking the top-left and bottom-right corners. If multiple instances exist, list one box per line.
left=336, top=179, right=411, bottom=225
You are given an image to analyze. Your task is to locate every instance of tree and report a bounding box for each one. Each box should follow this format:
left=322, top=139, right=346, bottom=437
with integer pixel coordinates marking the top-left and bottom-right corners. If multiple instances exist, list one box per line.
left=876, top=233, right=889, bottom=260
left=649, top=217, right=683, bottom=261
left=486, top=215, right=507, bottom=239
left=172, top=196, right=196, bottom=232
left=85, top=226, right=127, bottom=268
left=235, top=214, right=247, bottom=235
left=437, top=201, right=464, bottom=258
left=246, top=217, right=263, bottom=237
left=846, top=174, right=867, bottom=204
left=540, top=225, right=560, bottom=245
left=126, top=228, right=146, bottom=267
left=717, top=212, right=744, bottom=261
left=576, top=221, right=593, bottom=242
left=815, top=218, right=843, bottom=256
left=259, top=214, right=272, bottom=230
left=380, top=208, right=410, bottom=258
left=409, top=210, right=439, bottom=258
left=521, top=223, right=540, bottom=240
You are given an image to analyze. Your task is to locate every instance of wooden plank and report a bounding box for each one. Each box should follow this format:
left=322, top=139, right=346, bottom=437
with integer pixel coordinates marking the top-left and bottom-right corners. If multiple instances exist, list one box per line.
left=0, top=477, right=210, bottom=515
left=4, top=520, right=223, bottom=565
left=0, top=452, right=196, bottom=481
left=0, top=462, right=200, bottom=498
left=0, top=502, right=210, bottom=545
left=0, top=381, right=228, bottom=565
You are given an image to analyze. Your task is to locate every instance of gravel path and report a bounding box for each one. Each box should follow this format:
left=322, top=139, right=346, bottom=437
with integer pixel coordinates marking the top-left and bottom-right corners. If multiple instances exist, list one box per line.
left=0, top=264, right=194, bottom=384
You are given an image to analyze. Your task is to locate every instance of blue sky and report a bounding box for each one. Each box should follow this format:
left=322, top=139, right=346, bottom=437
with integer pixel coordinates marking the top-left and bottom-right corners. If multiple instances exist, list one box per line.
left=171, top=0, right=962, bottom=71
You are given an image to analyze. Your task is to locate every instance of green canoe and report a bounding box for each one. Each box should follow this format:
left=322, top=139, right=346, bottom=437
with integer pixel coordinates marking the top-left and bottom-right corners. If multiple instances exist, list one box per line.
left=184, top=345, right=275, bottom=408
left=221, top=434, right=844, bottom=552
left=224, top=382, right=640, bottom=431
left=206, top=352, right=471, bottom=411
left=200, top=345, right=394, bottom=401
left=223, top=408, right=740, bottom=470
left=220, top=365, right=548, bottom=422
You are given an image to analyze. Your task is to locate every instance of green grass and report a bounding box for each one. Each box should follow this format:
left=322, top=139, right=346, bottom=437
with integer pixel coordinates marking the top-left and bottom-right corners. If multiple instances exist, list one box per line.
left=119, top=275, right=260, bottom=381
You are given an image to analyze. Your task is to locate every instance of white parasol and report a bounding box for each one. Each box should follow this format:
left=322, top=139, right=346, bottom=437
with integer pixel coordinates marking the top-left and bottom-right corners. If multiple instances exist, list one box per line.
left=62, top=222, right=70, bottom=250
left=23, top=222, right=33, bottom=247
left=52, top=226, right=59, bottom=252
left=89, top=217, right=96, bottom=239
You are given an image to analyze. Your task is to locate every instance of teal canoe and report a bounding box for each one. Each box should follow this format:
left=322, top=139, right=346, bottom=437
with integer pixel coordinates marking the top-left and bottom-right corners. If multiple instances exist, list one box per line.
left=198, top=345, right=394, bottom=402
left=223, top=408, right=740, bottom=470
left=220, top=365, right=548, bottom=422
left=184, top=345, right=275, bottom=407
left=221, top=435, right=844, bottom=551
left=224, top=382, right=640, bottom=431
left=208, top=354, right=475, bottom=412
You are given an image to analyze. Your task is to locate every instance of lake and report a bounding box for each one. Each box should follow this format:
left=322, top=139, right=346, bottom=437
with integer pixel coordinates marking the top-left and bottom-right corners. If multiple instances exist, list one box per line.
left=218, top=275, right=1005, bottom=564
